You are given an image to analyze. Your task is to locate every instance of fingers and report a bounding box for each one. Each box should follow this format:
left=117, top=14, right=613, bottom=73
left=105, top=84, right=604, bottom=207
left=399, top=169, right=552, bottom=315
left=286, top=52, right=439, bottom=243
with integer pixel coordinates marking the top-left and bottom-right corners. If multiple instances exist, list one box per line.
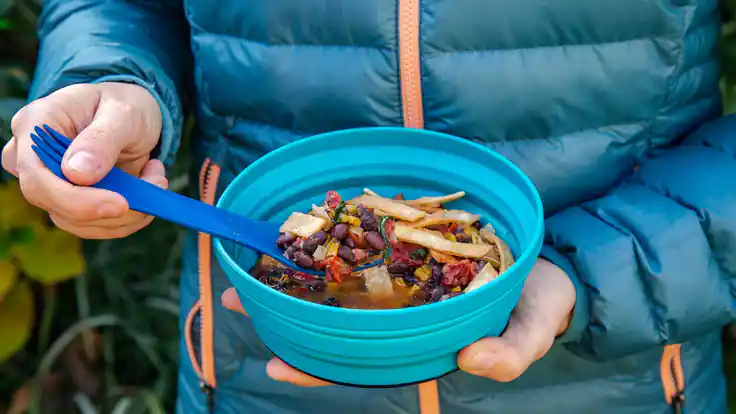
left=50, top=213, right=154, bottom=240
left=61, top=96, right=145, bottom=185
left=45, top=159, right=166, bottom=239
left=1, top=137, right=18, bottom=176
left=266, top=358, right=332, bottom=387
left=221, top=288, right=247, bottom=315
left=458, top=309, right=554, bottom=382
left=458, top=259, right=575, bottom=382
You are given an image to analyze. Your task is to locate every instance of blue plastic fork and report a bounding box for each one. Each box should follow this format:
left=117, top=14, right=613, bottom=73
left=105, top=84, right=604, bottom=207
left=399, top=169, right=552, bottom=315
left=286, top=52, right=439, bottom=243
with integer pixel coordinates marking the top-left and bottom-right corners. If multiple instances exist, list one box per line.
left=30, top=125, right=383, bottom=277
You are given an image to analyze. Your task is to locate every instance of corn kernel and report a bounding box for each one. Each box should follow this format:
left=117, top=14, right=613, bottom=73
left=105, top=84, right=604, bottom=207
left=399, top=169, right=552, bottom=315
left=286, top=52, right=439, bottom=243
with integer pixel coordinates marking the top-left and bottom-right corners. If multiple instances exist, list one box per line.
left=452, top=286, right=461, bottom=292
left=414, top=266, right=431, bottom=281
left=346, top=205, right=358, bottom=214
left=443, top=233, right=457, bottom=242
left=326, top=240, right=340, bottom=257
left=340, top=215, right=361, bottom=226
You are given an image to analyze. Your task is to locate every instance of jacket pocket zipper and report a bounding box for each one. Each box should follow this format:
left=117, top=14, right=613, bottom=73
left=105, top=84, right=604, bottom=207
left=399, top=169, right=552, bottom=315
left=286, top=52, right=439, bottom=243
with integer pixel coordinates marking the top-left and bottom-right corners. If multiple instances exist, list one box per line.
left=197, top=158, right=221, bottom=412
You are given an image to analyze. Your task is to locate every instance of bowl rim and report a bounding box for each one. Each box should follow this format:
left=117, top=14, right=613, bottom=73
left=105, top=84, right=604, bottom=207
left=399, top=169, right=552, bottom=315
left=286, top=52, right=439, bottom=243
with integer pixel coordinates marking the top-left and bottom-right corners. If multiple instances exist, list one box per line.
left=213, top=126, right=544, bottom=315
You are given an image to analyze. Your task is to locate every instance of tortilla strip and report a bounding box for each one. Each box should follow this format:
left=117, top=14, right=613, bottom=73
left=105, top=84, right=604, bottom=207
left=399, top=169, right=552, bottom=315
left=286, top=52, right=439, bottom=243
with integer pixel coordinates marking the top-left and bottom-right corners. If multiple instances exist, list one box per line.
left=429, top=250, right=459, bottom=264
left=363, top=188, right=380, bottom=197
left=347, top=195, right=427, bottom=222
left=465, top=262, right=499, bottom=293
left=280, top=212, right=329, bottom=238
left=394, top=224, right=492, bottom=258
left=480, top=224, right=510, bottom=270
left=411, top=209, right=481, bottom=228
left=404, top=191, right=466, bottom=206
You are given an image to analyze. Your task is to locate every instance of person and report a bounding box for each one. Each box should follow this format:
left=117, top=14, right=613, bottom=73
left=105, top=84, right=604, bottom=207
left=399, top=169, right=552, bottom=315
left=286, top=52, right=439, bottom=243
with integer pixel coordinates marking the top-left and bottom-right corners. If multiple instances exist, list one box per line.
left=2, top=1, right=735, bottom=413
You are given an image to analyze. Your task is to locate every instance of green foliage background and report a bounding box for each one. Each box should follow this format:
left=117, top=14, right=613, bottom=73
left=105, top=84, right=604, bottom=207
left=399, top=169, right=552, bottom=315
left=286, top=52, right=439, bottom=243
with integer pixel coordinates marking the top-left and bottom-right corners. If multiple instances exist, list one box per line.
left=1, top=0, right=736, bottom=413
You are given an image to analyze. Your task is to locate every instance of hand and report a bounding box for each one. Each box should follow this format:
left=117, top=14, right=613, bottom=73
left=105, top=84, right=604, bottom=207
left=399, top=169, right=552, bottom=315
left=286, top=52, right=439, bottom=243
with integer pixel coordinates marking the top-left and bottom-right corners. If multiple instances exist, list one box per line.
left=1, top=82, right=166, bottom=239
left=457, top=258, right=575, bottom=381
left=221, top=257, right=575, bottom=386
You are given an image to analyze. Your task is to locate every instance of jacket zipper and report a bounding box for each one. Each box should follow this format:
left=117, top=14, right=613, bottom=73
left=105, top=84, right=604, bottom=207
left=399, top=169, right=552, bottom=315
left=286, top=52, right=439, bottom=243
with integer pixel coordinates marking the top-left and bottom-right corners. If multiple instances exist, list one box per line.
left=661, top=344, right=685, bottom=414
left=197, top=158, right=221, bottom=412
left=397, top=1, right=438, bottom=413
left=398, top=0, right=424, bottom=130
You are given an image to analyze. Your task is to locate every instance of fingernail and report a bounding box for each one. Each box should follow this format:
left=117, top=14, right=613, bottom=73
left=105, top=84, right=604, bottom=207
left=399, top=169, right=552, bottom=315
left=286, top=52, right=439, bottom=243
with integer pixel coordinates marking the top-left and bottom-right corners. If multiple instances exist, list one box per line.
left=98, top=203, right=124, bottom=218
left=464, top=351, right=497, bottom=374
left=67, top=151, right=101, bottom=174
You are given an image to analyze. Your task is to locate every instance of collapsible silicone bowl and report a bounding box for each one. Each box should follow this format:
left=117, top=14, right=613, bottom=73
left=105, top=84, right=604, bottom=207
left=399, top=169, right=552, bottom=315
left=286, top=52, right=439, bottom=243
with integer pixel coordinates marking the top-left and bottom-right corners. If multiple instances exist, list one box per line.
left=213, top=127, right=544, bottom=387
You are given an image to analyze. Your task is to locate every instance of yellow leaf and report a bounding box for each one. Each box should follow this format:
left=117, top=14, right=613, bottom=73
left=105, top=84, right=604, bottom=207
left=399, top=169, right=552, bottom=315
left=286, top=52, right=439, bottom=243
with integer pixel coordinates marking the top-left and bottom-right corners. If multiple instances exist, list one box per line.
left=0, top=181, right=46, bottom=230
left=0, top=279, right=34, bottom=363
left=0, top=260, right=19, bottom=303
left=12, top=224, right=84, bottom=285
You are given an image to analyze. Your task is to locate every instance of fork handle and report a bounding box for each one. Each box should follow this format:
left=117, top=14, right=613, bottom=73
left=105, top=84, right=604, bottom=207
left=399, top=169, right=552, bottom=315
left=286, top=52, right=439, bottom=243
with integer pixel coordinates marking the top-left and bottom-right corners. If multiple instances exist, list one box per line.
left=94, top=167, right=267, bottom=247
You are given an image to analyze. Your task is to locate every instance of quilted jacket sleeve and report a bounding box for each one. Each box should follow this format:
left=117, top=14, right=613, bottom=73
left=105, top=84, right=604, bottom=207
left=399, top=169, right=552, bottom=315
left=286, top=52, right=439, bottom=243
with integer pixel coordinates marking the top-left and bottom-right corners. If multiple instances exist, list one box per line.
left=542, top=114, right=736, bottom=361
left=30, top=0, right=191, bottom=165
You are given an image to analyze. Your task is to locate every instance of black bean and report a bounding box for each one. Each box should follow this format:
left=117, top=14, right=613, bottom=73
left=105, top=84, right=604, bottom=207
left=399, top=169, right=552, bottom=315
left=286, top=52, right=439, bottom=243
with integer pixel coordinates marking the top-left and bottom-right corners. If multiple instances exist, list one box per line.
left=364, top=231, right=386, bottom=250
left=308, top=280, right=326, bottom=292
left=428, top=259, right=443, bottom=287
left=403, top=273, right=419, bottom=286
left=284, top=245, right=298, bottom=259
left=276, top=233, right=297, bottom=247
left=310, top=231, right=328, bottom=246
left=302, top=239, right=319, bottom=255
left=456, top=233, right=471, bottom=243
left=293, top=251, right=314, bottom=268
left=337, top=246, right=356, bottom=263
left=360, top=213, right=378, bottom=231
left=322, top=297, right=341, bottom=307
left=476, top=260, right=487, bottom=273
left=343, top=237, right=356, bottom=248
left=472, top=221, right=482, bottom=230
left=427, top=286, right=445, bottom=303
left=331, top=223, right=349, bottom=240
left=387, top=262, right=409, bottom=274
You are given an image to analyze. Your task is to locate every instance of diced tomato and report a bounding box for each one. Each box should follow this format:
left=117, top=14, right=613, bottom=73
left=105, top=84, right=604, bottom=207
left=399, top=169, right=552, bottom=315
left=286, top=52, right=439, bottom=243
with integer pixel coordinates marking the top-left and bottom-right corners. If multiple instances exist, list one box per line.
left=348, top=229, right=368, bottom=248
left=353, top=249, right=368, bottom=263
left=384, top=219, right=396, bottom=244
left=442, top=260, right=478, bottom=288
left=393, top=193, right=405, bottom=200
left=325, top=190, right=342, bottom=209
left=447, top=223, right=459, bottom=234
left=325, top=257, right=347, bottom=283
left=314, top=260, right=328, bottom=271
left=390, top=242, right=425, bottom=267
left=291, top=271, right=316, bottom=284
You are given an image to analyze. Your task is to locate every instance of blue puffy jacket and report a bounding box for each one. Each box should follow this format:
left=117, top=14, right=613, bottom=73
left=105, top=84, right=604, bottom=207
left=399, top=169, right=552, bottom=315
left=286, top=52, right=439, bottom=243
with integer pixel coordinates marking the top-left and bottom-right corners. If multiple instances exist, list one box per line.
left=30, top=0, right=736, bottom=413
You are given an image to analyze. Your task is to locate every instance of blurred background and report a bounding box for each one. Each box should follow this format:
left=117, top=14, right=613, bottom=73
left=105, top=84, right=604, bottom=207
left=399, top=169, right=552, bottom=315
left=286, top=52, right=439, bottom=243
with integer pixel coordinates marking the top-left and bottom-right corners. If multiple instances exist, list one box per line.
left=1, top=0, right=736, bottom=413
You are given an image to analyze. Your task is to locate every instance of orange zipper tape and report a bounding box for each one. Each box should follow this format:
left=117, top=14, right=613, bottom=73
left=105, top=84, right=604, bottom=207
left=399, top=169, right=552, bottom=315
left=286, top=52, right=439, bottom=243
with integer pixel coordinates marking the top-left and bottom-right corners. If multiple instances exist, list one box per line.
left=198, top=158, right=221, bottom=388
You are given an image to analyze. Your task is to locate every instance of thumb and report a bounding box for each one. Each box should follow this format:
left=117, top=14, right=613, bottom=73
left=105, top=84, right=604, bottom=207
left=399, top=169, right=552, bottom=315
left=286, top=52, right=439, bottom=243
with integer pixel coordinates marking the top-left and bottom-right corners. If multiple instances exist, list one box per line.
left=458, top=311, right=554, bottom=382
left=61, top=99, right=140, bottom=186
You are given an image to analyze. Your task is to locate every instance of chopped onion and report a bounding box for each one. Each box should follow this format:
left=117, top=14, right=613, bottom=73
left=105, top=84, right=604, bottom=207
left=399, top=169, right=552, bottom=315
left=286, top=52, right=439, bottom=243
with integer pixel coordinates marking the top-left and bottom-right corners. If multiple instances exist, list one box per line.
left=311, top=204, right=332, bottom=223
left=464, top=262, right=499, bottom=293
left=279, top=212, right=328, bottom=238
left=362, top=266, right=394, bottom=298
left=313, top=245, right=327, bottom=261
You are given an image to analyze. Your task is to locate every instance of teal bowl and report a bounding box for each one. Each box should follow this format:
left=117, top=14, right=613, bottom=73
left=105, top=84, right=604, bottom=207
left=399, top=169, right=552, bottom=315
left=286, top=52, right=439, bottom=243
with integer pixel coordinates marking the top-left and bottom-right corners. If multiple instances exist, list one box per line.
left=213, top=127, right=544, bottom=386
